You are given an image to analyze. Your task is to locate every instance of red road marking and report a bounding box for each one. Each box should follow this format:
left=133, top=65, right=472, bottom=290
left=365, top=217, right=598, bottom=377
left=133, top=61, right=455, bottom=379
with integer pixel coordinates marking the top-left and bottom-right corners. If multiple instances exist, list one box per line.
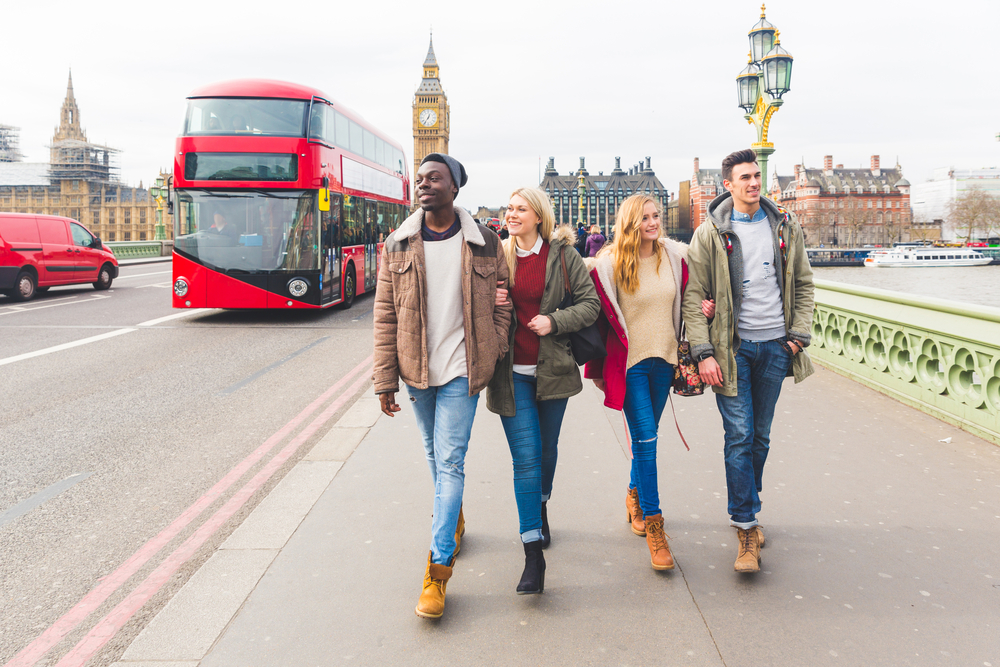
left=5, top=355, right=373, bottom=667
left=54, top=367, right=372, bottom=667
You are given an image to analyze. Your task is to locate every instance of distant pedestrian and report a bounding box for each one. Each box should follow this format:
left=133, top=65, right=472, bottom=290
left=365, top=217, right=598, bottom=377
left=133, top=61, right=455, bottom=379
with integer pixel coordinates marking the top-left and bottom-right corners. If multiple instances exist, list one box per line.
left=575, top=223, right=588, bottom=255
left=487, top=189, right=600, bottom=595
left=584, top=194, right=690, bottom=572
left=499, top=222, right=509, bottom=240
left=585, top=224, right=606, bottom=257
left=373, top=153, right=512, bottom=618
left=681, top=148, right=815, bottom=573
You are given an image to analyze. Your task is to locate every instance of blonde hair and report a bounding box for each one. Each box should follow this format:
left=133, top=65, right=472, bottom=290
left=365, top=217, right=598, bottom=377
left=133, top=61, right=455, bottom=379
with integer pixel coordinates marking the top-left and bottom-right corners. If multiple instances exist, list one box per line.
left=589, top=225, right=601, bottom=234
left=502, top=187, right=555, bottom=286
left=598, top=194, right=662, bottom=295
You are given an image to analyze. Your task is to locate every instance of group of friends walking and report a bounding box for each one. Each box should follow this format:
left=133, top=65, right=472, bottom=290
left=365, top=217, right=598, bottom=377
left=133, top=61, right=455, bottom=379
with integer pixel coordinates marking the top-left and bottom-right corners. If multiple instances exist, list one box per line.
left=372, top=148, right=815, bottom=619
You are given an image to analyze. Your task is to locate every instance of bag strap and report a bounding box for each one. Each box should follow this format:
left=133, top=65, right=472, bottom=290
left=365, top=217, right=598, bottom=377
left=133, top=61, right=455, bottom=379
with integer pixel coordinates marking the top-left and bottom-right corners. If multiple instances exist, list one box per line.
left=559, top=247, right=571, bottom=296
left=667, top=394, right=691, bottom=451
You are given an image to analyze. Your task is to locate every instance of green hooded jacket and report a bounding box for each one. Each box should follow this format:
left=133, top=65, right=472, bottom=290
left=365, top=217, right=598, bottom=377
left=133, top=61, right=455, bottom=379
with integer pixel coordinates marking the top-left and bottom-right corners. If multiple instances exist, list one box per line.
left=680, top=193, right=815, bottom=397
left=486, top=226, right=601, bottom=416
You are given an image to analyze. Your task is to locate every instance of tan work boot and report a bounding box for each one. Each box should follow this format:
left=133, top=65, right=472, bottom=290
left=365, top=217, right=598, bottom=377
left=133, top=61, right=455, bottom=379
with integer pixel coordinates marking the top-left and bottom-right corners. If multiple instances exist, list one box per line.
left=644, top=514, right=675, bottom=570
left=734, top=527, right=761, bottom=573
left=755, top=525, right=765, bottom=548
left=626, top=487, right=645, bottom=536
left=415, top=552, right=453, bottom=619
left=453, top=506, right=465, bottom=558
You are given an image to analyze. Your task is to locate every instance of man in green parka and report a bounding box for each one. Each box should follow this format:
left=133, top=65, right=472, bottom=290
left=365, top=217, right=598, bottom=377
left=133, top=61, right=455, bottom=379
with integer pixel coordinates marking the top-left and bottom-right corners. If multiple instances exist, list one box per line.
left=681, top=149, right=815, bottom=574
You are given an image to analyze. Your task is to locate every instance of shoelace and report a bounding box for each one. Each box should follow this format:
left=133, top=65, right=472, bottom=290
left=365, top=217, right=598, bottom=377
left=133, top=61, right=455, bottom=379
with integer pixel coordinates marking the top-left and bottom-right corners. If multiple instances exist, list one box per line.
left=647, top=522, right=669, bottom=551
left=739, top=528, right=755, bottom=555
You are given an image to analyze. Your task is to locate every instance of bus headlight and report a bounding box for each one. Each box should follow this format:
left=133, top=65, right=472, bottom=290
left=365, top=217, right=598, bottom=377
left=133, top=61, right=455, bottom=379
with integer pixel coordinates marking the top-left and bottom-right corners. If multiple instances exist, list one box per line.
left=287, top=277, right=309, bottom=298
left=174, top=278, right=189, bottom=297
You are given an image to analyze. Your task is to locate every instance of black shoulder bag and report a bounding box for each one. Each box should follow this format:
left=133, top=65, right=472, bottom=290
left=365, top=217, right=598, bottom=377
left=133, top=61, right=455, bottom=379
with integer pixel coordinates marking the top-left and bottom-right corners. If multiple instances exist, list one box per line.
left=557, top=247, right=606, bottom=365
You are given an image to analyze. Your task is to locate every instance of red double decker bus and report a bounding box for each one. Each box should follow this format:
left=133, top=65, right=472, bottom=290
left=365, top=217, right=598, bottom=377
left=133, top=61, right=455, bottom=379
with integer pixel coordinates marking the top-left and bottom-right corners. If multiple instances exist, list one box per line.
left=171, top=79, right=410, bottom=309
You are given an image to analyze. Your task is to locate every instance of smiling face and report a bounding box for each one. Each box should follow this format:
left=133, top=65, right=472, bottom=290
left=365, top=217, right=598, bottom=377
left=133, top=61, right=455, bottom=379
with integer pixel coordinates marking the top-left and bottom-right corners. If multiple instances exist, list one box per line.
left=505, top=194, right=541, bottom=239
left=724, top=161, right=762, bottom=209
left=639, top=201, right=661, bottom=243
left=414, top=161, right=456, bottom=212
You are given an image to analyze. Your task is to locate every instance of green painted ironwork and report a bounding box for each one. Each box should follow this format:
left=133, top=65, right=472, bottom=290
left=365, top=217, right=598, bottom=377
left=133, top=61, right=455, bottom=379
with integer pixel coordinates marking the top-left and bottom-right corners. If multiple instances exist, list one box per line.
left=811, top=279, right=1000, bottom=445
left=105, top=241, right=165, bottom=259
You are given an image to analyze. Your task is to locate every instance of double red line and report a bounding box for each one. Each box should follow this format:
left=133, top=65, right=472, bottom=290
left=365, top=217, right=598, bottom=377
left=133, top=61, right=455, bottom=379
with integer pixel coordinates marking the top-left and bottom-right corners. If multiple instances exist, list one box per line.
left=6, top=355, right=374, bottom=667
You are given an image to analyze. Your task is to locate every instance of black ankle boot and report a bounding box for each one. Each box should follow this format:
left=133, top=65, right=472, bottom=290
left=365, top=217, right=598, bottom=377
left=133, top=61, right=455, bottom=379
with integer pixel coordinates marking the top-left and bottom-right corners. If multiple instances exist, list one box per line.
left=516, top=540, right=546, bottom=595
left=540, top=501, right=551, bottom=548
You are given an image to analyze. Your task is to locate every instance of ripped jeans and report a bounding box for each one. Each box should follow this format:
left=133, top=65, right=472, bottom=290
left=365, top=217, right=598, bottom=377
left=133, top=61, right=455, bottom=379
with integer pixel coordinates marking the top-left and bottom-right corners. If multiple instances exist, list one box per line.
left=405, top=376, right=480, bottom=565
left=622, top=357, right=674, bottom=518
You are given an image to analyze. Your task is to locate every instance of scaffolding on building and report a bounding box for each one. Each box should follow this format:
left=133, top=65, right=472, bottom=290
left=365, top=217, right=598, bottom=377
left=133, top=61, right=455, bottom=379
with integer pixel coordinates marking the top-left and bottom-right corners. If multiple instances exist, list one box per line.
left=0, top=124, right=24, bottom=162
left=47, top=137, right=120, bottom=183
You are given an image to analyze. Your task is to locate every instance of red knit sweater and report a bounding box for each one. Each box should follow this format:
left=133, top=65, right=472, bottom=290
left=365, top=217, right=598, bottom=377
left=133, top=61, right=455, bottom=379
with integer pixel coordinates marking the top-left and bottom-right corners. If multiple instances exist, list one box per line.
left=511, top=242, right=550, bottom=366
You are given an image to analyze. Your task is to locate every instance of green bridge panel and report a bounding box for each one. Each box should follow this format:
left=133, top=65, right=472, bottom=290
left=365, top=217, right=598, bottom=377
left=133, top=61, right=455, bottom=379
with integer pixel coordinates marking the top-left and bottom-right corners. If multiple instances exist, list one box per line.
left=105, top=242, right=166, bottom=259
left=811, top=279, right=1000, bottom=445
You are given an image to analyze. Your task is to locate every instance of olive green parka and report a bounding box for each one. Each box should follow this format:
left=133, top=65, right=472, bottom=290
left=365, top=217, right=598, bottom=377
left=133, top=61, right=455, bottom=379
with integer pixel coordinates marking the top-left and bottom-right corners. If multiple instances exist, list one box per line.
left=486, top=226, right=601, bottom=417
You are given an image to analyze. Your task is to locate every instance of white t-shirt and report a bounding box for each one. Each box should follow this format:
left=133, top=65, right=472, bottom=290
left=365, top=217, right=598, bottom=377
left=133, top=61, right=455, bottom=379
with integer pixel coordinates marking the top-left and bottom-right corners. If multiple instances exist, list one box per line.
left=423, top=232, right=468, bottom=386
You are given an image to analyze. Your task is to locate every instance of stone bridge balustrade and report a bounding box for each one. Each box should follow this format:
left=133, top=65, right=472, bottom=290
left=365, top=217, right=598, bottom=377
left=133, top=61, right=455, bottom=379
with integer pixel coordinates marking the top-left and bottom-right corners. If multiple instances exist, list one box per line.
left=105, top=240, right=174, bottom=259
left=810, top=279, right=1000, bottom=446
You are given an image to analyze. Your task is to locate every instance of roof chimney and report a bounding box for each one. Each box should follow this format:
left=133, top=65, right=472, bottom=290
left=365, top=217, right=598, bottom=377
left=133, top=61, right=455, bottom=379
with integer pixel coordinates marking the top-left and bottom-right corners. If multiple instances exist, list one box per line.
left=824, top=155, right=833, bottom=173
left=793, top=164, right=802, bottom=178
left=694, top=157, right=700, bottom=174
left=836, top=164, right=844, bottom=169
left=645, top=156, right=651, bottom=171
left=871, top=155, right=881, bottom=177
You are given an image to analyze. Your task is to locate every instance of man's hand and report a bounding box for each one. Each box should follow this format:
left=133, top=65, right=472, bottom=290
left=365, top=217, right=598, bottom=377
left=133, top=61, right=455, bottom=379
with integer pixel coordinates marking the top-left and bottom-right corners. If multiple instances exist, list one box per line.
left=379, top=392, right=401, bottom=417
left=698, top=356, right=724, bottom=387
left=527, top=315, right=552, bottom=336
left=787, top=340, right=802, bottom=355
left=495, top=281, right=508, bottom=307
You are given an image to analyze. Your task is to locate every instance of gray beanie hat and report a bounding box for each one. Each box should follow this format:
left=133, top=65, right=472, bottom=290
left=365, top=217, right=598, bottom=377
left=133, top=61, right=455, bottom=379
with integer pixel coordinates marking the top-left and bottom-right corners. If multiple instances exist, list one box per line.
left=420, top=153, right=468, bottom=191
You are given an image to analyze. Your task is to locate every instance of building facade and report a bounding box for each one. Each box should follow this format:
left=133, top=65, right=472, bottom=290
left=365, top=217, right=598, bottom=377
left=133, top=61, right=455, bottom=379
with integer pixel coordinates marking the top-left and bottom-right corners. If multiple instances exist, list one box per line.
left=0, top=72, right=171, bottom=242
left=910, top=167, right=1000, bottom=240
left=538, top=156, right=673, bottom=236
left=690, top=157, right=726, bottom=231
left=411, top=35, right=450, bottom=180
left=770, top=155, right=914, bottom=246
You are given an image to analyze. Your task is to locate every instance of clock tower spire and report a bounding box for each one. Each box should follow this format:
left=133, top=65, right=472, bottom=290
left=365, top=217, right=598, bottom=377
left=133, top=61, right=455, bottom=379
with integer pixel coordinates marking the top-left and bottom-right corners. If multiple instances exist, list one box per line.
left=412, top=32, right=450, bottom=179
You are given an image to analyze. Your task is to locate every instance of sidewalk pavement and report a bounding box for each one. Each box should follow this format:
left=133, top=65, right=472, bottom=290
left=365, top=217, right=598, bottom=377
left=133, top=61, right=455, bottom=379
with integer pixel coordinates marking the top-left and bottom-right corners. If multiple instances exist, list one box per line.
left=112, top=365, right=1000, bottom=667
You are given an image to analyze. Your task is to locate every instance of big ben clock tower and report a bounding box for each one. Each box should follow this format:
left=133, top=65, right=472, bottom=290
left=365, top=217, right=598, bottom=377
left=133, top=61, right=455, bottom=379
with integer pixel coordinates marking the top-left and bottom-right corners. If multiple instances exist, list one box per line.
left=412, top=33, right=450, bottom=178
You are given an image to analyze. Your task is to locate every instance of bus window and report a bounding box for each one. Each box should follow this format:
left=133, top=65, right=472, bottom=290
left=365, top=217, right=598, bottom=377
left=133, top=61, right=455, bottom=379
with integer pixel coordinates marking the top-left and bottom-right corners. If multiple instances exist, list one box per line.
left=349, top=121, right=363, bottom=156
left=394, top=147, right=404, bottom=175
left=343, top=195, right=361, bottom=246
left=363, top=130, right=376, bottom=162
left=375, top=137, right=385, bottom=169
left=184, top=99, right=308, bottom=137
left=335, top=111, right=350, bottom=151
left=308, top=103, right=324, bottom=140
left=324, top=105, right=336, bottom=145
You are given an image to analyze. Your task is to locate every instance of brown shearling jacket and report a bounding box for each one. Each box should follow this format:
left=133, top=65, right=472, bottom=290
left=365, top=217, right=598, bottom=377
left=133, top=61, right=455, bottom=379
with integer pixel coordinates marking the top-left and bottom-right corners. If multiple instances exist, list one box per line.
left=373, top=207, right=512, bottom=397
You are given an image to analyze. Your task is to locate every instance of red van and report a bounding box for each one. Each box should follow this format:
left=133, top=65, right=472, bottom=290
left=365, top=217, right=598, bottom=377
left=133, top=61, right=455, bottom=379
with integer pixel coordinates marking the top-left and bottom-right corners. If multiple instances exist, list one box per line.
left=0, top=213, right=119, bottom=302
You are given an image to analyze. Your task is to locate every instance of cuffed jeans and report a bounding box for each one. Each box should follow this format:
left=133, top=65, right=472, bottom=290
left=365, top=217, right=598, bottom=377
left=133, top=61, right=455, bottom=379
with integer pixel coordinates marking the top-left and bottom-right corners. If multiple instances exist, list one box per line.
left=622, top=357, right=674, bottom=518
left=499, top=372, right=568, bottom=543
left=406, top=376, right=479, bottom=565
left=715, top=339, right=792, bottom=528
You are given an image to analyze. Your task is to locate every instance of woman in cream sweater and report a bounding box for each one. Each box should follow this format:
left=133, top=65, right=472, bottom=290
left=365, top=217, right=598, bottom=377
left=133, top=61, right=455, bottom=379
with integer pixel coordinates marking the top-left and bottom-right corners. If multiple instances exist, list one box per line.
left=584, top=194, right=689, bottom=572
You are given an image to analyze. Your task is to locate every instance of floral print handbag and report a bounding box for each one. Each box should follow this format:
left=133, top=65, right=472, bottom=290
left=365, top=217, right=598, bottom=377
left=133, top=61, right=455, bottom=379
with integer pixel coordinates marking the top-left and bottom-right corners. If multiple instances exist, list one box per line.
left=673, top=324, right=705, bottom=397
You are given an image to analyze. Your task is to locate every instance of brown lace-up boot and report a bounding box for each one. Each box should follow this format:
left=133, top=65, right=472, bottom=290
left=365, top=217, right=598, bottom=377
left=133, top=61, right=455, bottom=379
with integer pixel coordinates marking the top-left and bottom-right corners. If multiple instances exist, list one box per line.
left=626, top=487, right=645, bottom=536
left=415, top=552, right=453, bottom=619
left=734, top=527, right=761, bottom=573
left=755, top=525, right=765, bottom=548
left=643, top=514, right=674, bottom=570
left=453, top=506, right=465, bottom=558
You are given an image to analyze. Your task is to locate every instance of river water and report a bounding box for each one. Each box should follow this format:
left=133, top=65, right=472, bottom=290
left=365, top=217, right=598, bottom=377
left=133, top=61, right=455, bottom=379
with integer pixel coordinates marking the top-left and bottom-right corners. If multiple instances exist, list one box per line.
left=813, top=265, right=1000, bottom=309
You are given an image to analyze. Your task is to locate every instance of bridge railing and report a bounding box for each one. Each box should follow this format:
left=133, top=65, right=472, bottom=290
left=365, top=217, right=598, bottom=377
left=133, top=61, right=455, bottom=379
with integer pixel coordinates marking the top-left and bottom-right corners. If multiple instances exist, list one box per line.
left=104, top=241, right=174, bottom=260
left=811, top=279, right=1000, bottom=445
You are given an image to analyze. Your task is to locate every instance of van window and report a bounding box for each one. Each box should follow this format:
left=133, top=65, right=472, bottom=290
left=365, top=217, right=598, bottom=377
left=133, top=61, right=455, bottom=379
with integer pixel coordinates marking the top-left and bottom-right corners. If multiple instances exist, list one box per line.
left=70, top=222, right=95, bottom=247
left=37, top=217, right=69, bottom=244
left=1, top=216, right=41, bottom=244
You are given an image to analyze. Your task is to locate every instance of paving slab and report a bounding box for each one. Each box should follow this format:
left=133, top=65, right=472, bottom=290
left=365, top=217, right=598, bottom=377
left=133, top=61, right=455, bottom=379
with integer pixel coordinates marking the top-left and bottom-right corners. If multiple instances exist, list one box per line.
left=333, top=397, right=382, bottom=428
left=120, top=549, right=278, bottom=661
left=304, top=426, right=369, bottom=462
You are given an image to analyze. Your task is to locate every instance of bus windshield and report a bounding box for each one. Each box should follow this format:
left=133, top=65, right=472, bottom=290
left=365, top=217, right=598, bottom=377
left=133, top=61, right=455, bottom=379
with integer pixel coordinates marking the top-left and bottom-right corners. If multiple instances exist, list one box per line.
left=174, top=190, right=319, bottom=272
left=184, top=98, right=308, bottom=136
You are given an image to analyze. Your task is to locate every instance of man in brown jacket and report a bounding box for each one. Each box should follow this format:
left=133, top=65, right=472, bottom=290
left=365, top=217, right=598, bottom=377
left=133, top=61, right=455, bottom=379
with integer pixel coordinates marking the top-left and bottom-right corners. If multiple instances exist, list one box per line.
left=373, top=154, right=511, bottom=619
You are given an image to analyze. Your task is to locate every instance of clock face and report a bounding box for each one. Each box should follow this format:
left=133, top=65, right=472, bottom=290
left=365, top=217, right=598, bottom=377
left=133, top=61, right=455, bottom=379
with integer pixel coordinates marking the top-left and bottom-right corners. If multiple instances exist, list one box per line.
left=419, top=109, right=438, bottom=127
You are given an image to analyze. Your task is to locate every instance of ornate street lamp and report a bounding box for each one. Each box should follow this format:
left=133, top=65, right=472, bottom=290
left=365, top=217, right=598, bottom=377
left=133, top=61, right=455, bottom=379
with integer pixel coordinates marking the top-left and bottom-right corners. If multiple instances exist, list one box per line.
left=735, top=4, right=793, bottom=187
left=150, top=175, right=170, bottom=241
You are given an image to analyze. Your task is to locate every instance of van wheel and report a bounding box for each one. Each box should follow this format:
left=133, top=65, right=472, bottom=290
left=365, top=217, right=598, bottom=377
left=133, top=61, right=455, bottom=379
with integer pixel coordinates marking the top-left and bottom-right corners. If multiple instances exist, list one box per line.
left=12, top=270, right=37, bottom=302
left=93, top=264, right=114, bottom=290
left=338, top=266, right=356, bottom=309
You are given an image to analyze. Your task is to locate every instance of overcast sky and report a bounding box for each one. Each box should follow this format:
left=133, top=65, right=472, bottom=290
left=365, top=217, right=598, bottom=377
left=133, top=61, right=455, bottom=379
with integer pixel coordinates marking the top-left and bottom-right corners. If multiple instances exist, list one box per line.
left=2, top=0, right=996, bottom=208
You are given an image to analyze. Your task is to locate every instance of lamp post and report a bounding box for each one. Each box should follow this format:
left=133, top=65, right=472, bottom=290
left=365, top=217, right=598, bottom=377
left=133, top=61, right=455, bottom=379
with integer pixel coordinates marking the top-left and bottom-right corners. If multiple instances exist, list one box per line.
left=737, top=4, right=793, bottom=188
left=577, top=170, right=586, bottom=228
left=149, top=175, right=172, bottom=241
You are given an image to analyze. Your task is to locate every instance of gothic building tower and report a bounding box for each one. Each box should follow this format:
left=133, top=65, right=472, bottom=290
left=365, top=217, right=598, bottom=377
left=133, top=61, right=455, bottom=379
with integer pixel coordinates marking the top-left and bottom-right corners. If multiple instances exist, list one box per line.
left=412, top=34, right=450, bottom=178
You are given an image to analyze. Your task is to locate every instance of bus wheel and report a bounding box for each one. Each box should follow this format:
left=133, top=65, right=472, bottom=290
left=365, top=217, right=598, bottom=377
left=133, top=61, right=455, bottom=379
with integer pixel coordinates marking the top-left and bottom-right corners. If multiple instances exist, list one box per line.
left=93, top=263, right=114, bottom=290
left=339, top=266, right=356, bottom=309
left=12, top=270, right=37, bottom=302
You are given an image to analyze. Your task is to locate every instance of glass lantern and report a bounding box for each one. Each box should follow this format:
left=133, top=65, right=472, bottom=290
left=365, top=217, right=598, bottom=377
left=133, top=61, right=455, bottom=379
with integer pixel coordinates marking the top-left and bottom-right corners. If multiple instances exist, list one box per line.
left=762, top=37, right=793, bottom=98
left=737, top=60, right=760, bottom=112
left=748, top=6, right=776, bottom=65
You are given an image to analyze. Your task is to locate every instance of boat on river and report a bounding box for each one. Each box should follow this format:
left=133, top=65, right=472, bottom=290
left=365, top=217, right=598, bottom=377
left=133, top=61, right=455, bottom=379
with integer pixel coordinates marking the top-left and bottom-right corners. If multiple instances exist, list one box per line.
left=864, top=246, right=992, bottom=268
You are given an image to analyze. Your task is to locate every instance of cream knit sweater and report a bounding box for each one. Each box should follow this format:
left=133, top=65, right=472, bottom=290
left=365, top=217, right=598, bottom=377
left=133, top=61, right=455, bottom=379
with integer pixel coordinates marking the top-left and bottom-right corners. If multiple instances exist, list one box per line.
left=618, top=253, right=678, bottom=369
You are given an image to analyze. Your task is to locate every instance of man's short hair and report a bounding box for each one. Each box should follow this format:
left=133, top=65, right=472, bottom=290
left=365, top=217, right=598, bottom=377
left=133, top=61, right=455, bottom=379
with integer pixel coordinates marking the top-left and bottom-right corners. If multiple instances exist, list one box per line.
left=722, top=149, right=758, bottom=183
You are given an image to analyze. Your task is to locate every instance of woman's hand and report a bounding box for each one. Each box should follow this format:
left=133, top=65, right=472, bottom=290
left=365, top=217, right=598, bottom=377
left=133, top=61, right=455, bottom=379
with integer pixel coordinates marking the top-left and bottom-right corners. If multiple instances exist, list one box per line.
left=592, top=378, right=606, bottom=392
left=495, top=281, right=508, bottom=307
left=701, top=298, right=716, bottom=319
left=527, top=315, right=552, bottom=336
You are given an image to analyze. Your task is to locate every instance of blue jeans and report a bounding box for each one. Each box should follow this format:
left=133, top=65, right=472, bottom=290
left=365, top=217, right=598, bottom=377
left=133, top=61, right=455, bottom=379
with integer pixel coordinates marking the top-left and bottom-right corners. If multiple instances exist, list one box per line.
left=499, top=372, right=568, bottom=543
left=622, top=357, right=674, bottom=518
left=715, top=339, right=793, bottom=528
left=406, top=376, right=480, bottom=565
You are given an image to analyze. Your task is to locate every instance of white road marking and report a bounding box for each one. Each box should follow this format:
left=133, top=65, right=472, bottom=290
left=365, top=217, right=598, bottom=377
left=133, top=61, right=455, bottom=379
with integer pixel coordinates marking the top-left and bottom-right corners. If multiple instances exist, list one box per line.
left=0, top=294, right=109, bottom=317
left=137, top=309, right=211, bottom=327
left=114, top=270, right=171, bottom=280
left=135, top=283, right=170, bottom=289
left=0, top=328, right=135, bottom=367
left=0, top=295, right=81, bottom=312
